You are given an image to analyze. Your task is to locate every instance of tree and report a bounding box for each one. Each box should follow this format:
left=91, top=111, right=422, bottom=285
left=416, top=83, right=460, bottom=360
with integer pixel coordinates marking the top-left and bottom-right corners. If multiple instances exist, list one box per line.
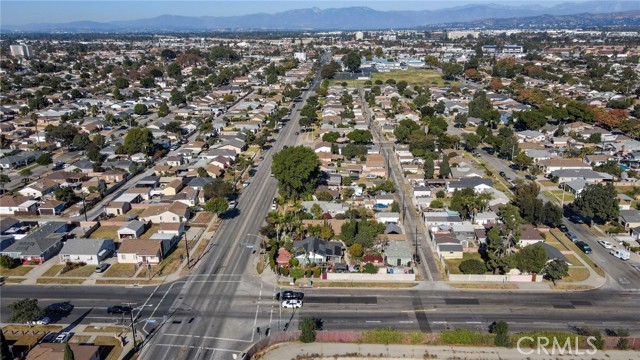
left=63, top=343, right=75, bottom=360
left=114, top=77, right=129, bottom=89
left=489, top=77, right=503, bottom=91
left=347, top=129, right=372, bottom=144
left=515, top=244, right=548, bottom=274
left=204, top=197, right=228, bottom=215
left=572, top=183, right=619, bottom=222
left=161, top=49, right=177, bottom=60
left=8, top=298, right=44, bottom=323
left=123, top=127, right=154, bottom=155
left=424, top=158, right=435, bottom=179
left=544, top=259, right=569, bottom=285
left=203, top=178, right=234, bottom=199
left=36, top=153, right=53, bottom=166
left=543, top=202, right=563, bottom=227
left=349, top=243, right=363, bottom=258
left=459, top=259, right=486, bottom=274
left=0, top=254, right=19, bottom=269
left=491, top=321, right=510, bottom=347
left=439, top=156, right=450, bottom=179
left=167, top=62, right=182, bottom=78
left=454, top=113, right=468, bottom=128
left=299, top=317, right=317, bottom=343
left=364, top=263, right=378, bottom=274
left=476, top=124, right=490, bottom=140
left=197, top=167, right=210, bottom=178
left=134, top=104, right=148, bottom=115
left=396, top=80, right=408, bottom=93
left=344, top=52, right=361, bottom=72
left=513, top=152, right=533, bottom=170
left=86, top=147, right=102, bottom=162
left=394, top=119, right=420, bottom=143
left=54, top=187, right=77, bottom=203
left=463, top=133, right=481, bottom=150
left=272, top=146, right=320, bottom=200
left=441, top=61, right=463, bottom=80
left=469, top=91, right=492, bottom=118
left=322, top=132, right=340, bottom=143
left=157, top=102, right=170, bottom=117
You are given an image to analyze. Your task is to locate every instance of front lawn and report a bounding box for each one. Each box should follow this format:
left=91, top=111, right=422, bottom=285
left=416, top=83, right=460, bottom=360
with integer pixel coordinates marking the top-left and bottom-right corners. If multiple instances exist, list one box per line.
left=445, top=252, right=485, bottom=275
left=102, top=263, right=137, bottom=278
left=59, top=265, right=96, bottom=277
left=0, top=265, right=35, bottom=277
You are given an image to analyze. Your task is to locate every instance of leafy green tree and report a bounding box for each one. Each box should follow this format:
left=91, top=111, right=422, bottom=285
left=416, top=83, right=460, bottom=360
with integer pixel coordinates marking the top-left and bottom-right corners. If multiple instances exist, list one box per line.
left=454, top=113, right=468, bottom=127
left=167, top=62, right=182, bottom=78
left=349, top=243, right=363, bottom=258
left=394, top=119, right=420, bottom=143
left=516, top=109, right=547, bottom=130
left=449, top=188, right=492, bottom=220
left=63, top=343, right=75, bottom=360
left=45, top=123, right=78, bottom=148
left=140, top=77, right=155, bottom=88
left=0, top=254, right=19, bottom=269
left=322, top=132, right=340, bottom=143
left=364, top=263, right=378, bottom=274
left=513, top=181, right=545, bottom=225
left=544, top=259, right=569, bottom=285
left=424, top=158, right=435, bottom=179
left=8, top=298, right=44, bottom=323
left=491, top=321, right=510, bottom=347
left=439, top=155, right=450, bottom=179
left=36, top=153, right=53, bottom=166
left=543, top=202, right=563, bottom=227
left=594, top=161, right=623, bottom=179
left=463, top=133, right=481, bottom=150
left=476, top=124, right=490, bottom=140
left=441, top=61, right=463, bottom=80
left=72, top=134, right=91, bottom=149
left=54, top=186, right=77, bottom=203
left=469, top=91, right=491, bottom=118
left=272, top=146, right=320, bottom=200
left=204, top=197, right=228, bottom=215
left=123, top=127, right=154, bottom=155
left=515, top=244, right=548, bottom=274
left=203, top=178, right=234, bottom=199
left=86, top=147, right=102, bottom=162
left=114, top=77, right=129, bottom=89
left=161, top=49, right=176, bottom=60
left=299, top=317, right=317, bottom=343
left=157, top=102, right=170, bottom=117
left=573, top=183, right=619, bottom=222
left=513, top=152, right=533, bottom=170
left=197, top=167, right=210, bottom=178
left=347, top=129, right=372, bottom=144
left=396, top=80, right=408, bottom=93
left=459, top=259, right=486, bottom=274
left=344, top=52, right=361, bottom=72
left=134, top=104, right=148, bottom=115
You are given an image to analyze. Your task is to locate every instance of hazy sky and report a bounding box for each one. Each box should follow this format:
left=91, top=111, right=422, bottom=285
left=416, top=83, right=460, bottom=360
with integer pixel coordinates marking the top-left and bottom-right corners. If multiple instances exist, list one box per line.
left=2, top=0, right=599, bottom=25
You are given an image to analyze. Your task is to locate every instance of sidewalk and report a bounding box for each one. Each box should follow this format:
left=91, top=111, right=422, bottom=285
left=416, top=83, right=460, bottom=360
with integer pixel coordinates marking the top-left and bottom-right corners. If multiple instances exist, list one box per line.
left=259, top=342, right=635, bottom=360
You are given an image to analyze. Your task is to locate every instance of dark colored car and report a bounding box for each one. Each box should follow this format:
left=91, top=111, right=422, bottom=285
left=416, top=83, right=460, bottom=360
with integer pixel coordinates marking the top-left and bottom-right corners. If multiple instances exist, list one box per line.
left=275, top=291, right=304, bottom=301
left=525, top=175, right=536, bottom=181
left=558, top=224, right=568, bottom=233
left=571, top=215, right=585, bottom=224
left=95, top=263, right=110, bottom=273
left=575, top=241, right=592, bottom=254
left=499, top=171, right=507, bottom=178
left=46, top=302, right=74, bottom=314
left=107, top=306, right=132, bottom=314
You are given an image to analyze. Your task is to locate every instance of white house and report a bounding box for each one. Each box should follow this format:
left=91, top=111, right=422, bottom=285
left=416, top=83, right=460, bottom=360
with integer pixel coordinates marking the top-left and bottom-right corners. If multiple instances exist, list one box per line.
left=375, top=212, right=400, bottom=224
left=117, top=239, right=163, bottom=264
left=58, top=238, right=115, bottom=265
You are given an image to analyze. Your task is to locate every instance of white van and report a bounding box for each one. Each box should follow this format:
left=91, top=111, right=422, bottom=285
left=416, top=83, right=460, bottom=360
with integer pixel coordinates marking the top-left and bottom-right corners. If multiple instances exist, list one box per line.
left=610, top=249, right=631, bottom=261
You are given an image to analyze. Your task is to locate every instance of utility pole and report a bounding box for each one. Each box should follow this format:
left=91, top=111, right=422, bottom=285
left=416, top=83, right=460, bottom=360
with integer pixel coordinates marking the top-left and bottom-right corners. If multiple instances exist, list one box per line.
left=183, top=234, right=191, bottom=267
left=81, top=194, right=88, bottom=222
left=123, top=302, right=138, bottom=350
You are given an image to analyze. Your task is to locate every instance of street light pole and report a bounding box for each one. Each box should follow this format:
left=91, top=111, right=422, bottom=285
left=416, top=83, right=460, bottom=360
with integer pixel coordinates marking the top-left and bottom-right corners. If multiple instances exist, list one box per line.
left=81, top=194, right=88, bottom=222
left=183, top=234, right=191, bottom=267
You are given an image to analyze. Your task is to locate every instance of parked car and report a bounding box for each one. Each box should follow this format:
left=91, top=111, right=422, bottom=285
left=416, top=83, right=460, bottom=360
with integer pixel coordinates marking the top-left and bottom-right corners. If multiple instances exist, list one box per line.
left=575, top=241, right=592, bottom=254
left=228, top=200, right=237, bottom=209
left=95, top=263, right=110, bottom=273
left=499, top=171, right=507, bottom=178
left=107, top=306, right=132, bottom=314
left=525, top=175, right=536, bottom=181
left=567, top=231, right=579, bottom=243
left=53, top=332, right=72, bottom=343
left=558, top=224, right=569, bottom=233
left=46, top=302, right=73, bottom=315
left=276, top=291, right=304, bottom=301
left=570, top=215, right=585, bottom=224
left=242, top=181, right=250, bottom=188
left=597, top=240, right=614, bottom=249
left=28, top=316, right=51, bottom=326
left=281, top=300, right=303, bottom=309
left=271, top=198, right=277, bottom=210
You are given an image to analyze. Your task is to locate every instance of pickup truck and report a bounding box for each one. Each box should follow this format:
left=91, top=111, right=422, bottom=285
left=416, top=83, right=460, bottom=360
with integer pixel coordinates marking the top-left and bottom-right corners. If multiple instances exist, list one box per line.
left=275, top=291, right=304, bottom=301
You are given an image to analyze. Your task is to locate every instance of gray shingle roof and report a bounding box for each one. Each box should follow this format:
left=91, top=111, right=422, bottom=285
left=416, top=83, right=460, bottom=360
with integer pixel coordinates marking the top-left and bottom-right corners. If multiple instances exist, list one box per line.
left=294, top=236, right=343, bottom=257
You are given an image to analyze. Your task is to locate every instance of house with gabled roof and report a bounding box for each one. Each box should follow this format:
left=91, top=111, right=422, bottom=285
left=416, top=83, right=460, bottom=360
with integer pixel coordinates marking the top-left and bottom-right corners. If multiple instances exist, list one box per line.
left=58, top=238, right=115, bottom=265
left=0, top=221, right=69, bottom=264
left=117, top=239, right=164, bottom=264
left=140, top=202, right=190, bottom=223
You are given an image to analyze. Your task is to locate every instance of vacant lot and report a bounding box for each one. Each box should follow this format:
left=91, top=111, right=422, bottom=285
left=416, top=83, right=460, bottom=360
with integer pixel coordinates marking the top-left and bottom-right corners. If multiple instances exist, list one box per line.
left=191, top=212, right=214, bottom=226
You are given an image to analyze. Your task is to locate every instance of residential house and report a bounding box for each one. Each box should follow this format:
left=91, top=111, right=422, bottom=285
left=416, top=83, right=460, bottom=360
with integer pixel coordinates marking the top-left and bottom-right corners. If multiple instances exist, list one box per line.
left=424, top=211, right=463, bottom=229
left=18, top=180, right=58, bottom=198
left=314, top=142, right=333, bottom=154
left=276, top=248, right=291, bottom=267
left=518, top=225, right=545, bottom=247
left=139, top=202, right=190, bottom=223
left=117, top=239, right=163, bottom=264
left=105, top=201, right=131, bottom=216
left=551, top=169, right=612, bottom=184
left=446, top=178, right=493, bottom=193
left=302, top=201, right=347, bottom=216
left=452, top=222, right=474, bottom=246
left=163, top=178, right=184, bottom=196
left=516, top=130, right=546, bottom=143
left=619, top=209, right=640, bottom=229
left=384, top=239, right=412, bottom=267
left=618, top=194, right=633, bottom=210
left=117, top=220, right=146, bottom=240
left=375, top=212, right=400, bottom=224
left=38, top=199, right=65, bottom=216
left=58, top=238, right=115, bottom=265
left=0, top=222, right=69, bottom=264
left=538, top=159, right=591, bottom=175
left=432, top=233, right=464, bottom=259
left=0, top=195, right=38, bottom=215
left=293, top=236, right=343, bottom=265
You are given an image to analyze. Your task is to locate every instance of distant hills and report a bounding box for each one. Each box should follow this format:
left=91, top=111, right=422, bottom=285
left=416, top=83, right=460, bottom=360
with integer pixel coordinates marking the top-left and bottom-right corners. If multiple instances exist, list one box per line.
left=2, top=1, right=640, bottom=32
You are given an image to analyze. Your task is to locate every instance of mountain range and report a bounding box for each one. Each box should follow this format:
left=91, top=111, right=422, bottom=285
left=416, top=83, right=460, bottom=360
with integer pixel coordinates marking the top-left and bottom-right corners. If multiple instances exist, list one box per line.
left=2, top=1, right=640, bottom=32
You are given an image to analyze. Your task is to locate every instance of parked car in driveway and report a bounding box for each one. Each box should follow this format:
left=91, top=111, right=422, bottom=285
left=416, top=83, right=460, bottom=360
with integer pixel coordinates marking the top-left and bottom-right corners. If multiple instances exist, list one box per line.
left=95, top=263, right=110, bottom=273
left=597, top=240, right=614, bottom=249
left=575, top=241, right=592, bottom=254
left=281, top=300, right=303, bottom=309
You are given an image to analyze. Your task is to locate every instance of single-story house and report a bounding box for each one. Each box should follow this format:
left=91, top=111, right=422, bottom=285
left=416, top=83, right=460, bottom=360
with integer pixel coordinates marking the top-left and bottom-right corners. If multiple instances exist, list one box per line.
left=432, top=233, right=464, bottom=259
left=58, top=238, right=115, bottom=265
left=384, top=239, right=412, bottom=267
left=139, top=202, right=190, bottom=223
left=619, top=209, right=640, bottom=229
left=117, top=239, right=164, bottom=264
left=38, top=199, right=66, bottom=216
left=0, top=222, right=69, bottom=264
left=518, top=224, right=545, bottom=247
left=375, top=212, right=400, bottom=224
left=105, top=201, right=131, bottom=216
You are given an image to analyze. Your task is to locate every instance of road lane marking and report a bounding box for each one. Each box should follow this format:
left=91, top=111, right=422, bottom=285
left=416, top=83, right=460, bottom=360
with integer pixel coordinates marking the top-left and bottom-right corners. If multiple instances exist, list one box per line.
left=365, top=320, right=381, bottom=323
left=155, top=343, right=241, bottom=353
left=160, top=333, right=252, bottom=343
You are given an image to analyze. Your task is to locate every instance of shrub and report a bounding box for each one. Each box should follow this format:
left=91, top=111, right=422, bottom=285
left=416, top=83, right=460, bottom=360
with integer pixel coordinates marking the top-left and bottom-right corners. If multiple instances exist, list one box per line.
left=299, top=317, right=317, bottom=343
left=363, top=263, right=378, bottom=274
left=436, top=190, right=446, bottom=198
left=439, top=329, right=490, bottom=346
left=362, top=328, right=403, bottom=344
left=616, top=338, right=629, bottom=350
left=0, top=254, right=19, bottom=269
left=282, top=267, right=290, bottom=276
left=592, top=331, right=604, bottom=350
left=490, top=321, right=510, bottom=347
left=430, top=199, right=444, bottom=208
left=289, top=258, right=299, bottom=267
left=459, top=259, right=486, bottom=274
left=313, top=268, right=321, bottom=278
left=305, top=269, right=313, bottom=278
left=290, top=268, right=304, bottom=279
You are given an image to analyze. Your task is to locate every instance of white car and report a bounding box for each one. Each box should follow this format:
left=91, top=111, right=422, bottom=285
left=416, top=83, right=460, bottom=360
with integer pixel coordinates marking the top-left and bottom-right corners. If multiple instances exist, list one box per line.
left=28, top=317, right=51, bottom=326
left=54, top=332, right=72, bottom=343
left=281, top=300, right=303, bottom=309
left=597, top=240, right=614, bottom=249
left=228, top=200, right=237, bottom=209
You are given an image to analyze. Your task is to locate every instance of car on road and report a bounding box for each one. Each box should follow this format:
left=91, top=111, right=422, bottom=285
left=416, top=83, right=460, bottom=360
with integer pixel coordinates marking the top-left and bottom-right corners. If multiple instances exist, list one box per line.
left=228, top=200, right=237, bottom=209
left=46, top=302, right=73, bottom=315
left=275, top=291, right=304, bottom=301
left=575, top=241, right=592, bottom=254
left=107, top=306, right=132, bottom=314
left=281, top=300, right=303, bottom=309
left=525, top=175, right=536, bottom=181
left=558, top=224, right=569, bottom=233
left=28, top=316, right=51, bottom=326
left=499, top=171, right=507, bottom=178
left=295, top=131, right=299, bottom=135
left=242, top=181, right=250, bottom=188
left=566, top=231, right=579, bottom=242
left=472, top=150, right=480, bottom=156
left=259, top=156, right=264, bottom=161
left=95, top=263, right=110, bottom=273
left=53, top=332, right=72, bottom=343
left=597, top=240, right=614, bottom=249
